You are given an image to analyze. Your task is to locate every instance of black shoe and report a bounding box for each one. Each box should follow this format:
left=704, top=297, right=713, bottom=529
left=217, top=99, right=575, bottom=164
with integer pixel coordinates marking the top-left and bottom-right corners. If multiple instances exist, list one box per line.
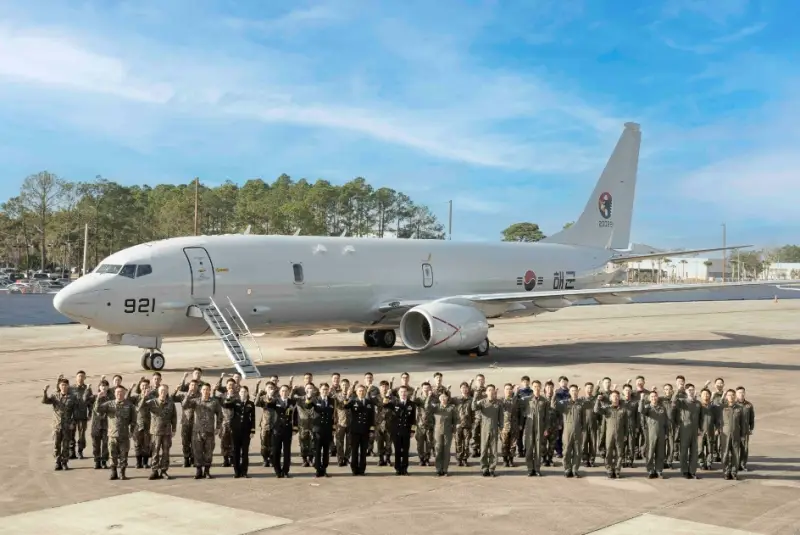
left=607, top=472, right=614, bottom=479
left=684, top=473, right=692, bottom=479
left=614, top=473, right=621, bottom=479
left=70, top=451, right=77, bottom=460
left=136, top=456, right=143, bottom=469
left=110, top=467, right=118, bottom=480
left=55, top=462, right=62, bottom=471
left=724, top=472, right=732, bottom=480
left=94, top=460, right=102, bottom=469
left=143, top=456, right=150, bottom=468
left=204, top=466, right=213, bottom=479
left=195, top=467, right=203, bottom=480
left=566, top=471, right=573, bottom=478
left=78, top=450, right=85, bottom=460
left=62, top=462, right=69, bottom=471
left=162, top=470, right=172, bottom=480
left=223, top=457, right=231, bottom=468
left=482, top=470, right=490, bottom=477
left=101, top=460, right=108, bottom=469
left=528, top=471, right=535, bottom=477
left=183, top=458, right=191, bottom=468
left=648, top=472, right=657, bottom=479
left=234, top=473, right=241, bottom=479
left=120, top=468, right=128, bottom=480
left=148, top=470, right=160, bottom=480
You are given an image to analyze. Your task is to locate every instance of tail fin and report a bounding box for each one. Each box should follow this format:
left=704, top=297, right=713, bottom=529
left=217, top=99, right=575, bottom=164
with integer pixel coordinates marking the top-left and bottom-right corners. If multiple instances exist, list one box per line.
left=541, top=122, right=641, bottom=249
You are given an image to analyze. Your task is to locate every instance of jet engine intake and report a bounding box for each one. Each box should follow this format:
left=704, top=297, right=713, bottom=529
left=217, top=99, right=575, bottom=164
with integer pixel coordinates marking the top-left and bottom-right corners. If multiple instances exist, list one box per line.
left=399, top=302, right=488, bottom=352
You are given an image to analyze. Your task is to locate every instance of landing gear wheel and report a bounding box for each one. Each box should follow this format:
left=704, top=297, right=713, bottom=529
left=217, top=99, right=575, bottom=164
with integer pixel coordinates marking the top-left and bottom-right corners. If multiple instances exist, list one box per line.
left=363, top=330, right=378, bottom=348
left=457, top=338, right=491, bottom=357
left=141, top=352, right=152, bottom=370
left=377, top=330, right=397, bottom=349
left=149, top=351, right=165, bottom=371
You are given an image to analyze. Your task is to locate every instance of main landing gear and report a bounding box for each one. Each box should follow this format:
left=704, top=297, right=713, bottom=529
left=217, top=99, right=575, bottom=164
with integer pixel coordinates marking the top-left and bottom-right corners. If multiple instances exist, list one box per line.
left=364, top=329, right=397, bottom=349
left=457, top=337, right=491, bottom=357
left=141, top=349, right=165, bottom=371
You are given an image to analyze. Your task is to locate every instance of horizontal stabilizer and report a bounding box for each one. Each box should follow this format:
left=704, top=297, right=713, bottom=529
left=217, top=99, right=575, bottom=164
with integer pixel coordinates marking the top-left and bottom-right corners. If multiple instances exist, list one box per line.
left=611, top=244, right=753, bottom=263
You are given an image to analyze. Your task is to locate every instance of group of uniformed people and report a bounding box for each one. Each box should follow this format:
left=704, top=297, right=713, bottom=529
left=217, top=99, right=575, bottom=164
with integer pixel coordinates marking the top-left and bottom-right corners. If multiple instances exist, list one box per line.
left=42, top=369, right=755, bottom=481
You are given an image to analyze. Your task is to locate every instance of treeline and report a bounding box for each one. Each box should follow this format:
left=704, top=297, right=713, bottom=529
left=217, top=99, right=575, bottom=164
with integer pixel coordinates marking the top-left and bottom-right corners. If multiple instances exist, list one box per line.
left=0, top=172, right=445, bottom=270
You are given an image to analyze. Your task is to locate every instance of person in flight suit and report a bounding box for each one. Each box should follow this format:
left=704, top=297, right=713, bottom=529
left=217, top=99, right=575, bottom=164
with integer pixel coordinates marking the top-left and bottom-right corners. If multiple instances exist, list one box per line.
left=710, top=377, right=725, bottom=462
left=553, top=376, right=570, bottom=458
left=385, top=385, right=417, bottom=475
left=735, top=387, right=755, bottom=472
left=620, top=384, right=639, bottom=468
left=551, top=384, right=585, bottom=478
left=472, top=384, right=503, bottom=477
left=580, top=381, right=599, bottom=467
left=671, top=384, right=702, bottom=479
left=431, top=390, right=459, bottom=476
left=595, top=377, right=611, bottom=460
left=519, top=379, right=549, bottom=477
left=307, top=382, right=336, bottom=478
left=42, top=377, right=77, bottom=471
left=661, top=383, right=676, bottom=469
left=594, top=386, right=627, bottom=478
left=697, top=388, right=719, bottom=471
left=345, top=384, right=376, bottom=475
left=639, top=388, right=668, bottom=479
left=265, top=385, right=296, bottom=478
left=543, top=381, right=559, bottom=466
left=719, top=389, right=746, bottom=480
left=224, top=385, right=256, bottom=478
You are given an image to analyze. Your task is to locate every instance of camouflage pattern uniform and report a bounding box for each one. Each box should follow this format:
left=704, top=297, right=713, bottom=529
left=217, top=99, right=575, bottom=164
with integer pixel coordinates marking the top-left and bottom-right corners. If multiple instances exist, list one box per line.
left=543, top=393, right=559, bottom=466
left=42, top=389, right=77, bottom=467
left=334, top=391, right=351, bottom=466
left=254, top=389, right=277, bottom=466
left=470, top=385, right=486, bottom=457
left=698, top=402, right=719, bottom=470
left=294, top=394, right=316, bottom=466
left=128, top=389, right=152, bottom=467
left=88, top=389, right=109, bottom=467
left=453, top=395, right=473, bottom=465
left=215, top=389, right=235, bottom=465
left=183, top=396, right=223, bottom=470
left=94, top=395, right=136, bottom=478
left=143, top=397, right=177, bottom=476
left=471, top=396, right=502, bottom=473
left=593, top=396, right=627, bottom=476
left=174, top=380, right=201, bottom=466
left=499, top=394, right=519, bottom=466
left=719, top=402, right=745, bottom=478
left=68, top=383, right=91, bottom=458
left=414, top=392, right=435, bottom=465
left=375, top=394, right=395, bottom=465
left=551, top=396, right=586, bottom=475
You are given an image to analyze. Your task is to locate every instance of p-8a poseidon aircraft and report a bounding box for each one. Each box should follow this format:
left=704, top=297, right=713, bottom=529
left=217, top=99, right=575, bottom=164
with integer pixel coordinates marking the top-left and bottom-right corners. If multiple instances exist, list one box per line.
left=53, top=122, right=795, bottom=377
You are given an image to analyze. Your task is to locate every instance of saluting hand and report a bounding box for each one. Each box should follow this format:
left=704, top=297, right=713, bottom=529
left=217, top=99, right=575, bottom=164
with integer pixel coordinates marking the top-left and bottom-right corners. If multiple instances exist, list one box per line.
left=44, top=385, right=49, bottom=393
left=612, top=384, right=618, bottom=392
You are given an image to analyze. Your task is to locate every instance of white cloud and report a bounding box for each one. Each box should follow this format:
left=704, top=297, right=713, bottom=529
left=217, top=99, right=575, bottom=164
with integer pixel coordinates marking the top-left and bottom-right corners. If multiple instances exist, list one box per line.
left=452, top=196, right=507, bottom=215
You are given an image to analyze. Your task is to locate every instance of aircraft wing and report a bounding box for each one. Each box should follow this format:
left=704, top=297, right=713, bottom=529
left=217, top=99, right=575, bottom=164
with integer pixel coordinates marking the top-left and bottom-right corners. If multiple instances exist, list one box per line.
left=377, top=279, right=800, bottom=313
left=609, top=244, right=752, bottom=263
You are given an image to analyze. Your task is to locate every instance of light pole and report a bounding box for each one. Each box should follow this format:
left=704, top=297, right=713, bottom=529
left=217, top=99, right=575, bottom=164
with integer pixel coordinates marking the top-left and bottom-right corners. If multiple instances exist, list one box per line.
left=448, top=200, right=452, bottom=241
left=721, top=223, right=727, bottom=282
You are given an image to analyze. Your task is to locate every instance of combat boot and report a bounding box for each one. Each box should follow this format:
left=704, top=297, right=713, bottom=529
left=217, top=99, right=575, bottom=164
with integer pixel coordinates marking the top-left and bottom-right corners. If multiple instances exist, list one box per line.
left=194, top=467, right=203, bottom=479
left=162, top=470, right=172, bottom=480
left=55, top=461, right=62, bottom=471
left=183, top=457, right=191, bottom=468
left=148, top=469, right=160, bottom=480
left=109, top=467, right=119, bottom=480
left=70, top=448, right=77, bottom=460
left=143, top=456, right=150, bottom=468
left=78, top=449, right=85, bottom=460
left=62, top=461, right=69, bottom=470
left=135, top=456, right=143, bottom=469
left=120, top=468, right=128, bottom=480
left=94, top=460, right=102, bottom=469
left=301, top=457, right=309, bottom=468
left=204, top=466, right=213, bottom=479
left=223, top=457, right=230, bottom=468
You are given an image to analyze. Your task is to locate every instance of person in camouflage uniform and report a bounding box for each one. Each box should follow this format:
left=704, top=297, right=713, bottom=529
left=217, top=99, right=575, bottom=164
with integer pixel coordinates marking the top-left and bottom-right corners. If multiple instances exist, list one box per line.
left=42, top=377, right=77, bottom=470
left=499, top=384, right=519, bottom=467
left=68, top=370, right=91, bottom=460
left=334, top=379, right=353, bottom=466
left=413, top=382, right=435, bottom=466
left=375, top=381, right=394, bottom=466
left=294, top=383, right=317, bottom=467
left=470, top=374, right=487, bottom=457
left=89, top=379, right=110, bottom=469
left=542, top=381, right=558, bottom=467
left=128, top=378, right=152, bottom=469
left=174, top=376, right=201, bottom=467
left=215, top=377, right=237, bottom=467
left=183, top=382, right=224, bottom=479
left=94, top=384, right=136, bottom=480
left=143, top=384, right=177, bottom=480
left=453, top=382, right=473, bottom=467
left=254, top=381, right=278, bottom=467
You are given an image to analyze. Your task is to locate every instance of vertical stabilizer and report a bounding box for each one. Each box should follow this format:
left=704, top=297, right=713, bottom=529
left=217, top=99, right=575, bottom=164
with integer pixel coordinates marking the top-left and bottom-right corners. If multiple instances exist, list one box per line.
left=541, top=122, right=641, bottom=249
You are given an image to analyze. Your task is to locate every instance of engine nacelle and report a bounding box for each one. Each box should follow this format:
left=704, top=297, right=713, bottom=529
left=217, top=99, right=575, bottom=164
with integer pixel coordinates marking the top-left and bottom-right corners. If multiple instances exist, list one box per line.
left=399, top=302, right=489, bottom=352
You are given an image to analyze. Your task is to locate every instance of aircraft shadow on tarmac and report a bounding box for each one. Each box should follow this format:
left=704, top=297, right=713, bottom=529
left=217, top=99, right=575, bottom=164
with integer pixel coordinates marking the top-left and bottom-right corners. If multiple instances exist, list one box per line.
left=218, top=331, right=800, bottom=378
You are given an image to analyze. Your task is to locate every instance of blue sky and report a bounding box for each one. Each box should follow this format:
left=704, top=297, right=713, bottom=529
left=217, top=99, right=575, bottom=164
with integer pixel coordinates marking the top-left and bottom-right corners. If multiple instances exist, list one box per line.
left=0, top=0, right=797, bottom=248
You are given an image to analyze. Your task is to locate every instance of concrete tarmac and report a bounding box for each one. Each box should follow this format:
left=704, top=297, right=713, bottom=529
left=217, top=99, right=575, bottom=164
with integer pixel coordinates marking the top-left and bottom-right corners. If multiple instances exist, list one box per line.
left=1, top=300, right=799, bottom=535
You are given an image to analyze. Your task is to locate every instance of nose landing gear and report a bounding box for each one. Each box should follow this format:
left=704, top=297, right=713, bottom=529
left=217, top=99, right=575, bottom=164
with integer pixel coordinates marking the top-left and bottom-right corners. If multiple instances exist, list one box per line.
left=141, top=349, right=165, bottom=371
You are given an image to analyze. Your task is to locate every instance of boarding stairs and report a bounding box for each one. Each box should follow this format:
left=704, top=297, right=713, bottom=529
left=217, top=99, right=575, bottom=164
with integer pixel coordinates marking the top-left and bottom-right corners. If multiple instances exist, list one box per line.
left=200, top=297, right=264, bottom=378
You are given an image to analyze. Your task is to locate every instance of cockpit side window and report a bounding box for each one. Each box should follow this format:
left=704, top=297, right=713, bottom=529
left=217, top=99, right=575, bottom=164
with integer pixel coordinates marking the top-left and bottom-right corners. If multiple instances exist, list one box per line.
left=96, top=264, right=122, bottom=274
left=119, top=265, right=136, bottom=279
left=136, top=264, right=153, bottom=278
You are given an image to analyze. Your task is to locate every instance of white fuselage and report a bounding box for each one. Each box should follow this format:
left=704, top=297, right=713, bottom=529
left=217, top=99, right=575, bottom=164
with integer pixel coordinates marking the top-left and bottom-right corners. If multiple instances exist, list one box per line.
left=54, top=235, right=621, bottom=339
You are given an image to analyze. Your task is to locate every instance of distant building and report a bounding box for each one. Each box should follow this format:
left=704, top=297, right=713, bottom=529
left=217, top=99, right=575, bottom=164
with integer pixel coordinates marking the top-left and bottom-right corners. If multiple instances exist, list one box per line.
left=765, top=262, right=800, bottom=280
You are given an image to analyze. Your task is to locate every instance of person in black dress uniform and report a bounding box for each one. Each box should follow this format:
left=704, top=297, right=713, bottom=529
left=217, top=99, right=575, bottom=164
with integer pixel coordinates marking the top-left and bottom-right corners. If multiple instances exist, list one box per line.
left=345, top=384, right=375, bottom=475
left=384, top=385, right=417, bottom=475
left=223, top=385, right=256, bottom=478
left=307, top=382, right=336, bottom=478
left=265, top=385, right=296, bottom=478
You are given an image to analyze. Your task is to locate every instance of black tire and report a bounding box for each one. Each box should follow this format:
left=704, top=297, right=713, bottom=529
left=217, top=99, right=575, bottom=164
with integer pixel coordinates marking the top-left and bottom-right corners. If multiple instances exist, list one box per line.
left=378, top=330, right=397, bottom=349
left=141, top=352, right=152, bottom=370
left=150, top=352, right=165, bottom=371
left=476, top=338, right=490, bottom=357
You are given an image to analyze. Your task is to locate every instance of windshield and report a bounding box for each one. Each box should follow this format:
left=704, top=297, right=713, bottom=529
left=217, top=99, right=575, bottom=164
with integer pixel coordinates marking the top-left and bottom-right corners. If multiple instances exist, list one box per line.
left=96, top=264, right=122, bottom=274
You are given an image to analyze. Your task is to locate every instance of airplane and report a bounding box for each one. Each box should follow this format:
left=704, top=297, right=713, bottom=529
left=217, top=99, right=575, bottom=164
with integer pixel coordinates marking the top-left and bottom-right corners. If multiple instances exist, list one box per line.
left=52, top=122, right=799, bottom=378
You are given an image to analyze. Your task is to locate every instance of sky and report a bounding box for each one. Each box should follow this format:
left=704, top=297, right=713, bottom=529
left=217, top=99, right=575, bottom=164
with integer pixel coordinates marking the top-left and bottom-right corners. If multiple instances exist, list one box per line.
left=0, top=0, right=797, bottom=248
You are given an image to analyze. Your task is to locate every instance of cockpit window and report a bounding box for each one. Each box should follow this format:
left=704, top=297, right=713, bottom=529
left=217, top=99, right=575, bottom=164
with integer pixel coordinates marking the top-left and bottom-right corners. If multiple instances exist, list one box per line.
left=136, top=264, right=153, bottom=278
left=119, top=265, right=136, bottom=279
left=96, top=264, right=122, bottom=274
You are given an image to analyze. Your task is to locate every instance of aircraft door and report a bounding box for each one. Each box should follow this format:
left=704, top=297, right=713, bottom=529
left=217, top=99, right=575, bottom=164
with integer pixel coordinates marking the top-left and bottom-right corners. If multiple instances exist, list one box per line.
left=422, top=262, right=434, bottom=288
left=183, top=247, right=215, bottom=298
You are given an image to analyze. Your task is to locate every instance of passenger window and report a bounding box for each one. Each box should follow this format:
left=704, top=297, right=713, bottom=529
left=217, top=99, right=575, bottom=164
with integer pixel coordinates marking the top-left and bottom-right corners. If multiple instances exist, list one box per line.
left=292, top=263, right=304, bottom=284
left=119, top=265, right=136, bottom=279
left=136, top=264, right=153, bottom=278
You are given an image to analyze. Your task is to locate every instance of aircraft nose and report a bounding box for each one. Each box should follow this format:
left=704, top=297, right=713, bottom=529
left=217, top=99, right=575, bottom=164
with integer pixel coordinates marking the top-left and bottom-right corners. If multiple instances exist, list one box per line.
left=53, top=286, right=101, bottom=321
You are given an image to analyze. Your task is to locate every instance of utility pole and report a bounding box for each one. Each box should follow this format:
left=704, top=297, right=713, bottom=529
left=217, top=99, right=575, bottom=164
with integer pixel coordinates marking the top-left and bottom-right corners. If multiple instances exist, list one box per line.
left=737, top=248, right=741, bottom=281
left=448, top=200, right=452, bottom=241
left=721, top=223, right=727, bottom=283
left=193, top=177, right=199, bottom=236
left=81, top=223, right=88, bottom=277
